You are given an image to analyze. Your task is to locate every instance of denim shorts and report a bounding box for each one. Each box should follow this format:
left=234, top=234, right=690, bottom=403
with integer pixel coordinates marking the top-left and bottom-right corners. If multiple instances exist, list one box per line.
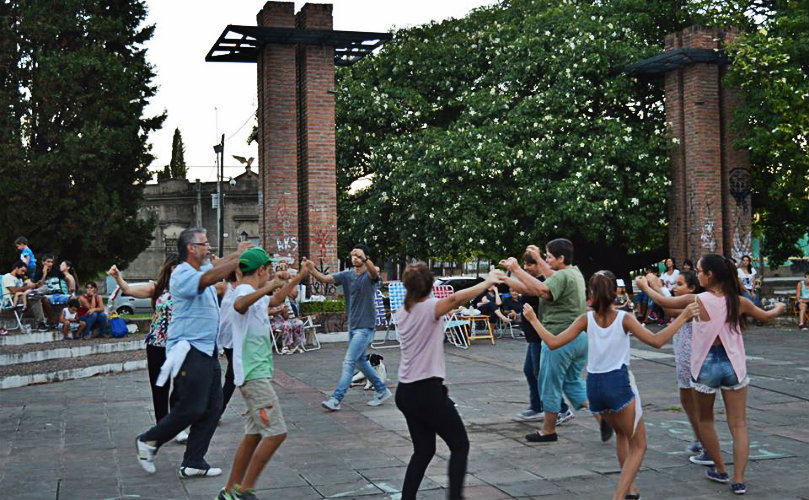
left=691, top=344, right=749, bottom=394
left=587, top=364, right=635, bottom=414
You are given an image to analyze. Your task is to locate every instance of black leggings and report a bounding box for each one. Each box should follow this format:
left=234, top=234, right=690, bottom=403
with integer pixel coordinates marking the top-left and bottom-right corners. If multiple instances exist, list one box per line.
left=395, top=378, right=469, bottom=500
left=220, top=347, right=235, bottom=418
left=146, top=344, right=170, bottom=423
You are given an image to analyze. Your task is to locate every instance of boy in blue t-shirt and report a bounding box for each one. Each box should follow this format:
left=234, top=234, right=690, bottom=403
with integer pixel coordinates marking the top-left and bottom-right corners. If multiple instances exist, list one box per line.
left=14, top=236, right=36, bottom=278
left=218, top=248, right=307, bottom=500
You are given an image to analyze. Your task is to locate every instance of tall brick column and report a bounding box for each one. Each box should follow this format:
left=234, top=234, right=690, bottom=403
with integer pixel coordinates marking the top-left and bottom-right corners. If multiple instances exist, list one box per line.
left=664, top=26, right=751, bottom=263
left=296, top=4, right=338, bottom=275
left=256, top=2, right=300, bottom=259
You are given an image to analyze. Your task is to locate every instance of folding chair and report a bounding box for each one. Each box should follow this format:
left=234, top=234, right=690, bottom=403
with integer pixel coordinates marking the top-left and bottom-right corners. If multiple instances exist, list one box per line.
left=433, top=285, right=471, bottom=349
left=1, top=292, right=26, bottom=333
left=372, top=288, right=399, bottom=349
left=301, top=315, right=322, bottom=351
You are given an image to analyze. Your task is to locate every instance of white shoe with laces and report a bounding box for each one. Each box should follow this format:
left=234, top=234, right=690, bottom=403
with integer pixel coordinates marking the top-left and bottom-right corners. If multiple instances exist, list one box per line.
left=174, top=429, right=189, bottom=444
left=178, top=465, right=222, bottom=478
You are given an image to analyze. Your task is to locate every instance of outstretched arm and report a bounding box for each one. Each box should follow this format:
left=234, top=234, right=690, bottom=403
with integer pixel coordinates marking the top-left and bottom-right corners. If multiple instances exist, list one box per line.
left=107, top=265, right=155, bottom=299
left=636, top=276, right=694, bottom=309
left=268, top=269, right=309, bottom=307
left=740, top=297, right=786, bottom=323
left=434, top=270, right=507, bottom=319
left=522, top=304, right=586, bottom=349
left=302, top=257, right=336, bottom=284
left=499, top=257, right=551, bottom=299
left=198, top=241, right=253, bottom=292
left=623, top=303, right=700, bottom=348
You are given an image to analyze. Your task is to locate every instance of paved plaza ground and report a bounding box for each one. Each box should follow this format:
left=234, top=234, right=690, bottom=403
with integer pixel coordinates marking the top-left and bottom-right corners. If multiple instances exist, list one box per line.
left=0, top=325, right=807, bottom=500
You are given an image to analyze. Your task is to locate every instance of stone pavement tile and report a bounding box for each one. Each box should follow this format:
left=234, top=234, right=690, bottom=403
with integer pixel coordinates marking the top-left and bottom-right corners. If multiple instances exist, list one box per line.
left=182, top=476, right=231, bottom=498
left=550, top=474, right=615, bottom=496
left=463, top=484, right=516, bottom=499
left=55, top=477, right=121, bottom=500
left=311, top=477, right=383, bottom=497
left=250, top=462, right=310, bottom=489
left=300, top=467, right=365, bottom=486
left=0, top=478, right=59, bottom=500
left=252, top=485, right=323, bottom=500
left=120, top=477, right=189, bottom=500
left=472, top=468, right=542, bottom=485
left=496, top=477, right=565, bottom=497
left=523, top=461, right=597, bottom=480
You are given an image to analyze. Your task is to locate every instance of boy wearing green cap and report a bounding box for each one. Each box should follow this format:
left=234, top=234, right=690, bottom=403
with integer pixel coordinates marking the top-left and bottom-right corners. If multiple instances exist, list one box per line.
left=218, top=247, right=308, bottom=500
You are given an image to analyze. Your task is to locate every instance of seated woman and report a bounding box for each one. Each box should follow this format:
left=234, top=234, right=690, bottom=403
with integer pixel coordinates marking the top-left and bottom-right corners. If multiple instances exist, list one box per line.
left=269, top=287, right=305, bottom=354
left=77, top=281, right=107, bottom=339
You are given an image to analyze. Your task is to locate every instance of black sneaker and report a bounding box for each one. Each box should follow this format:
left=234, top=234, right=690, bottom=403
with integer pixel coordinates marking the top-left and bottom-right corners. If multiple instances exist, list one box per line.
left=525, top=431, right=557, bottom=442
left=600, top=417, right=614, bottom=442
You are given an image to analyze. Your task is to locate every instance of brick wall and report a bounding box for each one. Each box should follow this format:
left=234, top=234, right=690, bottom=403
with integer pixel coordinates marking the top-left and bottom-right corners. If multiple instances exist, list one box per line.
left=664, top=26, right=751, bottom=264
left=256, top=2, right=339, bottom=277
left=257, top=2, right=299, bottom=259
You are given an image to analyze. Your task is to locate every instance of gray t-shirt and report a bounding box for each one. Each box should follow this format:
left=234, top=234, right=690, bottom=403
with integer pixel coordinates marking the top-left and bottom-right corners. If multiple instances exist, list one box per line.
left=332, top=268, right=378, bottom=330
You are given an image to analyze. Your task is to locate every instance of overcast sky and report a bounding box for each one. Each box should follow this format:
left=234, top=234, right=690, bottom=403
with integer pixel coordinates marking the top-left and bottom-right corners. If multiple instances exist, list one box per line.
left=143, top=0, right=497, bottom=183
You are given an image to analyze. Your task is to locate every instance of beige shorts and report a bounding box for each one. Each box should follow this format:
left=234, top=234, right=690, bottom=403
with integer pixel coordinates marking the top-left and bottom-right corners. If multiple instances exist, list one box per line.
left=239, top=378, right=287, bottom=438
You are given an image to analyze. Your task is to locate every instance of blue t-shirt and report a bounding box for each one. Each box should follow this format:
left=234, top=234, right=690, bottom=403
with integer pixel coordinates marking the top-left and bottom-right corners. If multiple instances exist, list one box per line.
left=166, top=261, right=219, bottom=355
left=21, top=247, right=36, bottom=277
left=332, top=269, right=378, bottom=330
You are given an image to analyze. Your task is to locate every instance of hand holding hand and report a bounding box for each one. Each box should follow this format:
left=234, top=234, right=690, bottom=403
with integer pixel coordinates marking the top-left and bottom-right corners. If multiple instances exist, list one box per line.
left=526, top=245, right=542, bottom=262
left=499, top=257, right=519, bottom=272
left=635, top=276, right=649, bottom=290
left=486, top=269, right=507, bottom=284
left=275, top=271, right=292, bottom=281
left=236, top=241, right=254, bottom=255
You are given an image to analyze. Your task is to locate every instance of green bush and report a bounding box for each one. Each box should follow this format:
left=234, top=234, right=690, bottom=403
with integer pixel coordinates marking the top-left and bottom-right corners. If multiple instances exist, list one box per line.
left=300, top=300, right=346, bottom=314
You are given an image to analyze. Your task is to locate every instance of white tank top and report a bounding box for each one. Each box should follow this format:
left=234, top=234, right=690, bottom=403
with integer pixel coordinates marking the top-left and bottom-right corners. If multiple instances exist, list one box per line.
left=586, top=310, right=630, bottom=373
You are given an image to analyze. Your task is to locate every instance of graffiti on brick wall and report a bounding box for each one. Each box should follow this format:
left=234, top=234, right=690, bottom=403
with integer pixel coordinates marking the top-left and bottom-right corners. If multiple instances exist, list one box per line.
left=732, top=205, right=752, bottom=261
left=274, top=194, right=298, bottom=256
left=729, top=168, right=752, bottom=261
left=311, top=227, right=331, bottom=261
left=310, top=258, right=336, bottom=297
left=700, top=202, right=717, bottom=253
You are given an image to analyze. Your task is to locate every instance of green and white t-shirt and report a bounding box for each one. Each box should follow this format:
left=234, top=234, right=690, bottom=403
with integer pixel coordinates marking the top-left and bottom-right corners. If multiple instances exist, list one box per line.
left=232, top=283, right=274, bottom=386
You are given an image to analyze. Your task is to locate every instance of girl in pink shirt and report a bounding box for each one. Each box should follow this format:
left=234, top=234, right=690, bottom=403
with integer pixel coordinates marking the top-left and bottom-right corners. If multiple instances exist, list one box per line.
left=637, top=254, right=785, bottom=495
left=395, top=263, right=505, bottom=500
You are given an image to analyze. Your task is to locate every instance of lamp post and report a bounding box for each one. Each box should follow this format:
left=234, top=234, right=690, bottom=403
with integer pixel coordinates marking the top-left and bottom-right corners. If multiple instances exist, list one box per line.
left=213, top=134, right=225, bottom=257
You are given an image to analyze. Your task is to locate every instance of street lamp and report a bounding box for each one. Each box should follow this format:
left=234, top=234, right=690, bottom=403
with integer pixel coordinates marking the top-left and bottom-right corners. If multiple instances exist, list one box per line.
left=213, top=134, right=225, bottom=257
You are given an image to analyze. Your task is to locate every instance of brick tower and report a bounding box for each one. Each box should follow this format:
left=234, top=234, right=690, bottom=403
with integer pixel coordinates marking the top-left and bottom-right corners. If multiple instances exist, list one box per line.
left=207, top=2, right=389, bottom=277
left=627, top=26, right=752, bottom=263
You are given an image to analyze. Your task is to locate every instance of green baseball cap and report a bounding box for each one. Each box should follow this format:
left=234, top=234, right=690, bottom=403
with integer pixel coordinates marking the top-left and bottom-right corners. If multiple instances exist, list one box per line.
left=239, top=247, right=271, bottom=272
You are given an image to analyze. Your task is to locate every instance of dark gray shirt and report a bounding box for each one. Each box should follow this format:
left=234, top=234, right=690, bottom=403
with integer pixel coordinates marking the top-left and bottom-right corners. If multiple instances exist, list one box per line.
left=332, top=268, right=378, bottom=330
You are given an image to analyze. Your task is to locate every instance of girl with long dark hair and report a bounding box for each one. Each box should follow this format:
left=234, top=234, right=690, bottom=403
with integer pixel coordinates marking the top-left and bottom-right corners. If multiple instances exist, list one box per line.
left=636, top=254, right=785, bottom=495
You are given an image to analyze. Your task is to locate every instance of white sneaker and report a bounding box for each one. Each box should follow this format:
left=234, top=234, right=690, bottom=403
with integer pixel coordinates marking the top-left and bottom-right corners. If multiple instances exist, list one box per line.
left=556, top=408, right=575, bottom=426
left=367, top=388, right=393, bottom=407
left=322, top=397, right=341, bottom=411
left=178, top=466, right=222, bottom=478
left=174, top=429, right=189, bottom=444
left=135, top=438, right=157, bottom=474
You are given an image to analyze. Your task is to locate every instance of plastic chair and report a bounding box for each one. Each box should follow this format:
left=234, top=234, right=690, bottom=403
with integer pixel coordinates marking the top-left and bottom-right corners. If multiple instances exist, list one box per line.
left=301, top=315, right=322, bottom=351
left=433, top=285, right=472, bottom=349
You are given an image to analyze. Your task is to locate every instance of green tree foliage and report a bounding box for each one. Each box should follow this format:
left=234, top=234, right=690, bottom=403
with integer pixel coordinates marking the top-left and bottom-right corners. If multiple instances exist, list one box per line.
left=722, top=0, right=809, bottom=265
left=0, top=0, right=163, bottom=277
left=336, top=0, right=700, bottom=275
left=157, top=127, right=187, bottom=181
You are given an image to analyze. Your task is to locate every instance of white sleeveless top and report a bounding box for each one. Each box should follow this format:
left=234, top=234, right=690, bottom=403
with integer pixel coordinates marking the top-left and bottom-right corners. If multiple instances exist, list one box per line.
left=586, top=310, right=630, bottom=373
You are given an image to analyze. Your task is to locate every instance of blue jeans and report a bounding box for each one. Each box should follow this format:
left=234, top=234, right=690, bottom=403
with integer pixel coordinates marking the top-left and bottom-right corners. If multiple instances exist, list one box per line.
left=539, top=332, right=588, bottom=413
left=332, top=328, right=387, bottom=401
left=692, top=344, right=748, bottom=394
left=80, top=312, right=107, bottom=336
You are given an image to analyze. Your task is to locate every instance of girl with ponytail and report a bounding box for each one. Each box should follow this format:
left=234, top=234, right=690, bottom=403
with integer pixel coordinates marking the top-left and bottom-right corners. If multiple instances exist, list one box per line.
left=523, top=270, right=699, bottom=500
left=636, top=254, right=786, bottom=495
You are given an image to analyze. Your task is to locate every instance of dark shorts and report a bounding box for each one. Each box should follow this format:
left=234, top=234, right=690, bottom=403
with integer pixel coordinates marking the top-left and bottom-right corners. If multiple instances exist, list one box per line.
left=587, top=364, right=635, bottom=414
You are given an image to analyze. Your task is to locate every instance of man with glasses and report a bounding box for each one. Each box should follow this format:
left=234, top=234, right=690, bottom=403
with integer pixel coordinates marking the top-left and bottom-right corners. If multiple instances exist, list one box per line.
left=136, top=227, right=251, bottom=477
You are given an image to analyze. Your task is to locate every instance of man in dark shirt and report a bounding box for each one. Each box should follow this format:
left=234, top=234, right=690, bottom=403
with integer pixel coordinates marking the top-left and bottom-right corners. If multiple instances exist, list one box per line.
left=503, top=252, right=569, bottom=422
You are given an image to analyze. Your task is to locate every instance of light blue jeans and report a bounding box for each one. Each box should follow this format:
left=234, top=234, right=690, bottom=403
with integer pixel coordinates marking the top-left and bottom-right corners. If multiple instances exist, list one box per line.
left=332, top=328, right=387, bottom=401
left=539, top=331, right=588, bottom=413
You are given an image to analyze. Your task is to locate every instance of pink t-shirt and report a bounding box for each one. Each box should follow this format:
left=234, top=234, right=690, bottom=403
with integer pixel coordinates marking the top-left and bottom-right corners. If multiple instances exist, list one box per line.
left=396, top=297, right=446, bottom=383
left=691, top=292, right=747, bottom=382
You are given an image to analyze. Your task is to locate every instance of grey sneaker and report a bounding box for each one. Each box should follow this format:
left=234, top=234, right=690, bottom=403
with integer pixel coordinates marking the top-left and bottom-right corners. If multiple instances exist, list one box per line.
left=515, top=409, right=544, bottom=421
left=322, top=397, right=341, bottom=411
left=135, top=437, right=157, bottom=474
left=688, top=440, right=703, bottom=454
left=556, top=408, right=575, bottom=425
left=367, top=388, right=393, bottom=407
